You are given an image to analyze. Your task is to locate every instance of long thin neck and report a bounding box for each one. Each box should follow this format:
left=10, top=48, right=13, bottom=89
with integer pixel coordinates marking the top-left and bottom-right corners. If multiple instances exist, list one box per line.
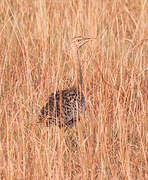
left=70, top=47, right=83, bottom=90
left=76, top=50, right=83, bottom=90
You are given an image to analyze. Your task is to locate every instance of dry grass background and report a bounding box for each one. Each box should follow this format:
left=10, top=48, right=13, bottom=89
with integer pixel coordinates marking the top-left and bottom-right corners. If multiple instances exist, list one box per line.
left=0, top=0, right=148, bottom=179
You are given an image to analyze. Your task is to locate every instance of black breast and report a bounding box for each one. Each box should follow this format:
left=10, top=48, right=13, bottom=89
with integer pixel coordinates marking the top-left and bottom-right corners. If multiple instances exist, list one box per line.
left=38, top=87, right=85, bottom=127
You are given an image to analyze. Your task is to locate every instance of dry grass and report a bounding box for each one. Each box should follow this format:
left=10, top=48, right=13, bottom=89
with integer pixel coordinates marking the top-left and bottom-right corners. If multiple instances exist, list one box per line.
left=0, top=0, right=148, bottom=179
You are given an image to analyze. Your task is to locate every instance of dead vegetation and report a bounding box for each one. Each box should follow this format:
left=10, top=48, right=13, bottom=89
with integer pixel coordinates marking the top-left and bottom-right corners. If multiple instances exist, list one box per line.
left=0, top=0, right=148, bottom=179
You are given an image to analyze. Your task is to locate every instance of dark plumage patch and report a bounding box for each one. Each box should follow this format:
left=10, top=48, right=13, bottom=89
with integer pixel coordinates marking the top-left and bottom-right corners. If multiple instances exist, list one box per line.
left=38, top=88, right=85, bottom=128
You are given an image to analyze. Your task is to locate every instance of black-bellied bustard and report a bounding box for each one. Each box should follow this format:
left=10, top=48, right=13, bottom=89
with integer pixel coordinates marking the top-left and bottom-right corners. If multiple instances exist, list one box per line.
left=38, top=36, right=95, bottom=128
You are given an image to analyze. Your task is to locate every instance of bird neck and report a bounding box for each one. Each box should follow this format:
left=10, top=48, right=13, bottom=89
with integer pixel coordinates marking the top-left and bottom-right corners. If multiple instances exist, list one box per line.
left=76, top=50, right=83, bottom=91
left=71, top=48, right=83, bottom=91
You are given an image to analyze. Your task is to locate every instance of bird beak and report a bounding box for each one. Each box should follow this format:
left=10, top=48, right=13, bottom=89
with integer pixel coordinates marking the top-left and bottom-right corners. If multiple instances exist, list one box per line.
left=81, top=37, right=96, bottom=47
left=84, top=37, right=96, bottom=40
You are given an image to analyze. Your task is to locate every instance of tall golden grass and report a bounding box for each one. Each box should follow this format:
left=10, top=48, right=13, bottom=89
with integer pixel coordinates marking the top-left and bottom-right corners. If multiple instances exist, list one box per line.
left=0, top=0, right=148, bottom=179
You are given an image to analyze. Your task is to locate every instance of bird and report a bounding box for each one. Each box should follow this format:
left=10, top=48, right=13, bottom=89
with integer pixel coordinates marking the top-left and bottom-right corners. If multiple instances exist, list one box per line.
left=38, top=36, right=95, bottom=128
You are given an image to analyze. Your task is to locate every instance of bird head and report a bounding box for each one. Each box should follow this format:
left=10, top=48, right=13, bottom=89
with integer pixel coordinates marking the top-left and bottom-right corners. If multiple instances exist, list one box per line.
left=71, top=36, right=96, bottom=50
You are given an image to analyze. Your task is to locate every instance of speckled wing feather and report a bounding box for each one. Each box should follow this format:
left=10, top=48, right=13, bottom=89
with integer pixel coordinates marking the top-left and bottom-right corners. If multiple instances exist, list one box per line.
left=38, top=88, right=85, bottom=127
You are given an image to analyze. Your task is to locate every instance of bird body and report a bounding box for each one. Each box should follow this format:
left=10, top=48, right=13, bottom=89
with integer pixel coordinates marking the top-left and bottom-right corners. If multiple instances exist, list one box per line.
left=38, top=36, right=94, bottom=127
left=39, top=87, right=85, bottom=127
